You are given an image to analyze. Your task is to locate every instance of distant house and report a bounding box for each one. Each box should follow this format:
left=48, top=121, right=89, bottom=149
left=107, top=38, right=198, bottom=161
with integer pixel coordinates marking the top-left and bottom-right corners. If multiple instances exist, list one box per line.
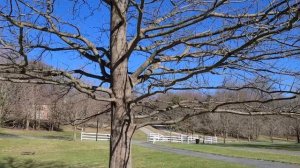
left=35, top=104, right=50, bottom=120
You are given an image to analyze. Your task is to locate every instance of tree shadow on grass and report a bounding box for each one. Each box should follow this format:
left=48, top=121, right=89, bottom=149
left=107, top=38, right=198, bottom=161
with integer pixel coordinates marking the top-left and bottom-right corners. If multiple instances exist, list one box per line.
left=41, top=135, right=72, bottom=141
left=0, top=157, right=89, bottom=168
left=0, top=133, right=20, bottom=139
left=0, top=132, right=72, bottom=141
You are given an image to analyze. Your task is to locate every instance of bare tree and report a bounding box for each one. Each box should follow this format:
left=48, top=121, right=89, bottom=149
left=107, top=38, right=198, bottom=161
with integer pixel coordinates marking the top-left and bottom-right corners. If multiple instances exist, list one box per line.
left=293, top=118, right=300, bottom=143
left=0, top=82, right=19, bottom=127
left=0, top=0, right=300, bottom=167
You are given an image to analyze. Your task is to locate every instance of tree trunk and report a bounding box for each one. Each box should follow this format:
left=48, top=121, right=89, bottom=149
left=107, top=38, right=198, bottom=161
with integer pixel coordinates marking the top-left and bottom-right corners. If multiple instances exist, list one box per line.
left=37, top=119, right=40, bottom=130
left=73, top=125, right=77, bottom=141
left=296, top=123, right=300, bottom=143
left=12, top=120, right=15, bottom=128
left=0, top=109, right=3, bottom=127
left=83, top=124, right=86, bottom=132
left=25, top=118, right=30, bottom=130
left=34, top=106, right=37, bottom=130
left=96, top=115, right=99, bottom=141
left=223, top=130, right=227, bottom=144
left=270, top=131, right=274, bottom=143
left=51, top=122, right=54, bottom=131
left=110, top=102, right=135, bottom=168
left=255, top=127, right=260, bottom=140
left=296, top=119, right=300, bottom=144
left=250, top=116, right=255, bottom=141
left=297, top=130, right=300, bottom=143
left=109, top=0, right=134, bottom=167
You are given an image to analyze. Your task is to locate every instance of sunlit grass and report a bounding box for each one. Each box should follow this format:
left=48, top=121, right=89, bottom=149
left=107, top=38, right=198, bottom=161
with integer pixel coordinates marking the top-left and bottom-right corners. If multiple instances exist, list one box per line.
left=0, top=138, right=251, bottom=168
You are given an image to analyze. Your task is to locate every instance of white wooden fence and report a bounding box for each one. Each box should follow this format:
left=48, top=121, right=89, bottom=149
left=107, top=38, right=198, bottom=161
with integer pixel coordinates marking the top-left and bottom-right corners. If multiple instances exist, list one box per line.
left=80, top=132, right=110, bottom=141
left=203, top=136, right=218, bottom=144
left=148, top=133, right=199, bottom=143
left=148, top=133, right=217, bottom=144
left=80, top=131, right=217, bottom=144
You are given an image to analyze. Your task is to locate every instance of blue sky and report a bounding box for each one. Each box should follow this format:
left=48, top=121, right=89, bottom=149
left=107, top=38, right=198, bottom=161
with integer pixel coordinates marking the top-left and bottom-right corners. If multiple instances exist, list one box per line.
left=1, top=0, right=299, bottom=95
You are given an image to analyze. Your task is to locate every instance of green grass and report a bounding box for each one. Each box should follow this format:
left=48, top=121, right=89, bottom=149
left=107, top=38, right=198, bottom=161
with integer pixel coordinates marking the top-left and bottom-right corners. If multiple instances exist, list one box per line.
left=0, top=138, right=251, bottom=168
left=133, top=147, right=251, bottom=168
left=132, top=130, right=148, bottom=141
left=254, top=135, right=296, bottom=143
left=160, top=142, right=300, bottom=164
left=1, top=128, right=298, bottom=166
left=0, top=139, right=108, bottom=168
left=215, top=141, right=300, bottom=151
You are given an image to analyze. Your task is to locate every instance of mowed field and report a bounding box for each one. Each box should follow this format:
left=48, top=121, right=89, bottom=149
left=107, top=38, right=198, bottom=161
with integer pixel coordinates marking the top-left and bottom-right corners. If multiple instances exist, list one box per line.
left=160, top=142, right=300, bottom=165
left=0, top=128, right=251, bottom=168
left=1, top=128, right=300, bottom=168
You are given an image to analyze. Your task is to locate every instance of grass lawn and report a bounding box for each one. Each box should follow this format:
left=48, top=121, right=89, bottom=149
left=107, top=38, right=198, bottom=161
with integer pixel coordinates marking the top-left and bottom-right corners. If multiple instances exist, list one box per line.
left=215, top=141, right=300, bottom=151
left=160, top=142, right=300, bottom=164
left=0, top=138, right=251, bottom=168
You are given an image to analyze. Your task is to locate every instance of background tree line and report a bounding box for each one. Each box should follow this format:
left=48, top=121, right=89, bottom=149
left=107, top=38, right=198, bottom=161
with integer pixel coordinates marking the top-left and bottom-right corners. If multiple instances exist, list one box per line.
left=1, top=76, right=299, bottom=143
left=0, top=79, right=110, bottom=132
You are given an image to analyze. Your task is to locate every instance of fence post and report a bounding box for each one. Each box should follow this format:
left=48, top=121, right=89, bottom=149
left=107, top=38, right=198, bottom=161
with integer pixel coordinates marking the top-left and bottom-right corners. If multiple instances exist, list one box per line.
left=181, top=134, right=183, bottom=143
left=80, top=128, right=83, bottom=141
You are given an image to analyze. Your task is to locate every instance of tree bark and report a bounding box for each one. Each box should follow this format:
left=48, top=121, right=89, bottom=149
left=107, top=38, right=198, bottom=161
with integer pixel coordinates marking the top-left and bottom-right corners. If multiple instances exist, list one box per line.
left=0, top=109, right=3, bottom=127
left=25, top=118, right=30, bottom=130
left=110, top=102, right=135, bottom=168
left=73, top=125, right=77, bottom=141
left=51, top=122, right=54, bottom=131
left=96, top=115, right=99, bottom=141
left=223, top=130, right=227, bottom=144
left=34, top=105, right=37, bottom=130
left=109, top=1, right=135, bottom=168
left=296, top=119, right=300, bottom=143
left=255, top=127, right=260, bottom=140
left=269, top=131, right=274, bottom=143
left=297, top=129, right=300, bottom=143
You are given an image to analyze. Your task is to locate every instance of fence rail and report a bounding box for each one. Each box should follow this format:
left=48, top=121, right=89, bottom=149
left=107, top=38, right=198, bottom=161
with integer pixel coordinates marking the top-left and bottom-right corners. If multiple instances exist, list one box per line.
left=204, top=136, right=218, bottom=144
left=80, top=131, right=217, bottom=144
left=147, top=133, right=217, bottom=144
left=80, top=132, right=110, bottom=141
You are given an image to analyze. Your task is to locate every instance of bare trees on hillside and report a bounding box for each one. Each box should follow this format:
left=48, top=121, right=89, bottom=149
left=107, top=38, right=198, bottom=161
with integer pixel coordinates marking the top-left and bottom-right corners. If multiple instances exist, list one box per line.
left=158, top=91, right=300, bottom=143
left=0, top=82, right=18, bottom=127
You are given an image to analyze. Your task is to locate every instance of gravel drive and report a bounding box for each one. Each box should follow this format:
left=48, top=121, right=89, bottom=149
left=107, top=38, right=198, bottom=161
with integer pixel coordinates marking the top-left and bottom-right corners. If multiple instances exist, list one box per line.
left=134, top=141, right=300, bottom=168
